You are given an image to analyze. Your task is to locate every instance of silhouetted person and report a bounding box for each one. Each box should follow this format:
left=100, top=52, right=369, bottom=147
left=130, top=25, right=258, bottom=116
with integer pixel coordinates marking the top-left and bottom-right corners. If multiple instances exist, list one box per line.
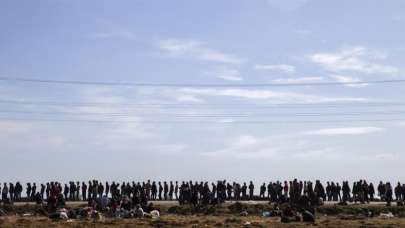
left=369, top=183, right=375, bottom=201
left=169, top=181, right=174, bottom=200
left=105, top=182, right=110, bottom=197
left=249, top=181, right=254, bottom=200
left=158, top=182, right=163, bottom=200
left=2, top=183, right=9, bottom=202
left=342, top=181, right=351, bottom=203
left=175, top=181, right=179, bottom=199
left=63, top=184, right=69, bottom=199
left=385, top=182, right=393, bottom=206
left=40, top=184, right=45, bottom=200
left=81, top=182, right=87, bottom=201
left=260, top=183, right=266, bottom=199
left=26, top=183, right=32, bottom=201
left=164, top=181, right=168, bottom=200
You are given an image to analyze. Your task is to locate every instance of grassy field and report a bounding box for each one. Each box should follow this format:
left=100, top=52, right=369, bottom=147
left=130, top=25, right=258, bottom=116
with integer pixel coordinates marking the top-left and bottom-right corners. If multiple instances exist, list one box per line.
left=2, top=203, right=405, bottom=227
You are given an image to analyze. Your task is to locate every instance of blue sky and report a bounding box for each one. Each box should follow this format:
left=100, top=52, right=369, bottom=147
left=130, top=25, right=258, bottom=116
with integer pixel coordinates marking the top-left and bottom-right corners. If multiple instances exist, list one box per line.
left=1, top=0, right=405, bottom=183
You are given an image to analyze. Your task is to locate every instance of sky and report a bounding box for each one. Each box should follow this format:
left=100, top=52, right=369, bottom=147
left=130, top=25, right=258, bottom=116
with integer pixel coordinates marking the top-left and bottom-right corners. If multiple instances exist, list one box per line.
left=1, top=0, right=405, bottom=184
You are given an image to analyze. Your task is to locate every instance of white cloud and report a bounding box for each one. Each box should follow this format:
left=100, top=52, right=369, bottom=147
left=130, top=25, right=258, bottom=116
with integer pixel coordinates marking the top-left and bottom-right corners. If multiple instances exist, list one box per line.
left=175, top=94, right=203, bottom=103
left=158, top=39, right=242, bottom=64
left=254, top=64, right=296, bottom=74
left=332, top=75, right=369, bottom=88
left=272, top=77, right=323, bottom=83
left=233, top=135, right=259, bottom=146
left=216, top=68, right=243, bottom=81
left=0, top=120, right=69, bottom=151
left=266, top=0, right=310, bottom=12
left=292, top=148, right=339, bottom=160
left=294, top=29, right=312, bottom=37
left=375, top=153, right=397, bottom=159
left=0, top=121, right=33, bottom=134
left=305, top=127, right=384, bottom=136
left=47, top=136, right=67, bottom=147
left=219, top=118, right=234, bottom=123
left=154, top=88, right=205, bottom=103
left=309, top=46, right=399, bottom=75
left=180, top=88, right=370, bottom=103
left=71, top=86, right=190, bottom=153
left=202, top=135, right=280, bottom=159
left=202, top=134, right=338, bottom=160
left=158, top=39, right=200, bottom=55
left=89, top=31, right=136, bottom=39
left=200, top=50, right=242, bottom=64
left=148, top=144, right=189, bottom=155
left=392, top=15, right=405, bottom=22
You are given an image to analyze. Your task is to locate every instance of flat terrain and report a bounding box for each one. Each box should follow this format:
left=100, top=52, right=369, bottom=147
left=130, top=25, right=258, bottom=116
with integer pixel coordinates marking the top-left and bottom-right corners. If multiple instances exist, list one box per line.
left=2, top=202, right=405, bottom=227
left=2, top=215, right=405, bottom=228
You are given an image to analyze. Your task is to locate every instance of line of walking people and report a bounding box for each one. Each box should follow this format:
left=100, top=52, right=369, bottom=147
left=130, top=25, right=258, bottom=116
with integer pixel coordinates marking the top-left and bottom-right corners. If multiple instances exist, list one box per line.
left=0, top=179, right=401, bottom=206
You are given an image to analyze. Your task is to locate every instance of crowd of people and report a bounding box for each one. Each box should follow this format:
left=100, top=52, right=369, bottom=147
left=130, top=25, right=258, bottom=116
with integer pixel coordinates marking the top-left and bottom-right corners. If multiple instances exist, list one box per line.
left=0, top=179, right=401, bottom=207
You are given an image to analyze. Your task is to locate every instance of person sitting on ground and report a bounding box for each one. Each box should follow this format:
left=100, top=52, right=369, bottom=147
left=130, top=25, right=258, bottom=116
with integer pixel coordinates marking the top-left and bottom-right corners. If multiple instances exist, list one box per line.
left=134, top=204, right=144, bottom=218
left=34, top=192, right=43, bottom=205
left=121, top=196, right=132, bottom=211
left=144, top=202, right=156, bottom=213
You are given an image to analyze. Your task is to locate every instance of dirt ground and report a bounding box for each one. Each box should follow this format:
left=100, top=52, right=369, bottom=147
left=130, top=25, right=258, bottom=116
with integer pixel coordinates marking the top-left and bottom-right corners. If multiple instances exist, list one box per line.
left=1, top=214, right=405, bottom=228
left=2, top=202, right=405, bottom=227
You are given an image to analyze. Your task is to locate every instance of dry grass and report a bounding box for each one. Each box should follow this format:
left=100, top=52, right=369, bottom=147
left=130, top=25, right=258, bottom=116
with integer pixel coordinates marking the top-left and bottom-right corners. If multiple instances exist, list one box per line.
left=2, top=203, right=405, bottom=227
left=2, top=214, right=405, bottom=227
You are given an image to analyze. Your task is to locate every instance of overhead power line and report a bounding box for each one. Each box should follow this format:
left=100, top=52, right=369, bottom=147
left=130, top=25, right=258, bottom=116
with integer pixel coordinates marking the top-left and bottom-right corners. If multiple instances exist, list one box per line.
left=1, top=109, right=405, bottom=117
left=1, top=77, right=405, bottom=87
left=0, top=117, right=403, bottom=124
left=1, top=99, right=405, bottom=109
